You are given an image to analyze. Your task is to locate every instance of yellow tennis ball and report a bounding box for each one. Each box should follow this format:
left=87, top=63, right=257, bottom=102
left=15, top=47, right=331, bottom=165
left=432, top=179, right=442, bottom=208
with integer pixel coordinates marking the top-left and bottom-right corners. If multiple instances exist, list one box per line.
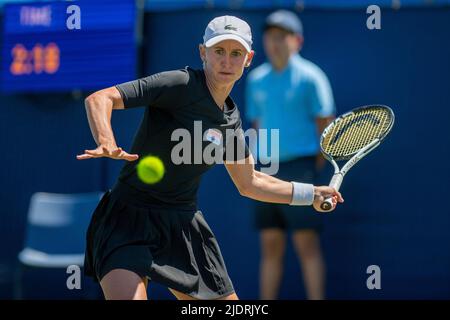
left=136, top=156, right=165, bottom=184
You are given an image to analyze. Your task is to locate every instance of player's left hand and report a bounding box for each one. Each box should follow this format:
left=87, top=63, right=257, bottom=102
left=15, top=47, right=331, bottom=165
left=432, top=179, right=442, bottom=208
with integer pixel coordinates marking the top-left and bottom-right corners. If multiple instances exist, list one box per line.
left=76, top=144, right=139, bottom=161
left=312, top=186, right=344, bottom=212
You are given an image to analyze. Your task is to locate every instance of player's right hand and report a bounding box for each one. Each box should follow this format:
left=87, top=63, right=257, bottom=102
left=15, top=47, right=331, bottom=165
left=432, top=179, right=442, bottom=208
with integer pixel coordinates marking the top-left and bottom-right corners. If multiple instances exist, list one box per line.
left=312, top=186, right=344, bottom=212
left=76, top=144, right=139, bottom=161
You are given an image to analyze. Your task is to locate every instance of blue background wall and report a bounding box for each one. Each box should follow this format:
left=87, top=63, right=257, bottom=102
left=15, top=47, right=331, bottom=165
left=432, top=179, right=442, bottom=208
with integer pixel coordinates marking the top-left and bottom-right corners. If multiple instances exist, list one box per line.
left=0, top=6, right=449, bottom=299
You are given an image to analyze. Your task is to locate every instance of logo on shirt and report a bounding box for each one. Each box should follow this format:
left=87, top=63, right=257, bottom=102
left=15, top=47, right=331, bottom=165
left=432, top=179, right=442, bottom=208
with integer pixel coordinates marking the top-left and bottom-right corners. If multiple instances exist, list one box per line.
left=205, top=128, right=222, bottom=146
left=170, top=121, right=280, bottom=175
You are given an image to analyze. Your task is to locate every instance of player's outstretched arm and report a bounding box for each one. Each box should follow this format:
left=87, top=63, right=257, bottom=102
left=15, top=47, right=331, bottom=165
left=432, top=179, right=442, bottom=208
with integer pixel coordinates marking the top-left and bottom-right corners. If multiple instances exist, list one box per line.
left=76, top=86, right=139, bottom=161
left=224, top=154, right=343, bottom=212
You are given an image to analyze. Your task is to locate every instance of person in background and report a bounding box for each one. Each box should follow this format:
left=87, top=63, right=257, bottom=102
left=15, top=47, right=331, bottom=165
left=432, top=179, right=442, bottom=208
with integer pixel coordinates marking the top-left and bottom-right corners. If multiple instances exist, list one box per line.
left=245, top=10, right=336, bottom=300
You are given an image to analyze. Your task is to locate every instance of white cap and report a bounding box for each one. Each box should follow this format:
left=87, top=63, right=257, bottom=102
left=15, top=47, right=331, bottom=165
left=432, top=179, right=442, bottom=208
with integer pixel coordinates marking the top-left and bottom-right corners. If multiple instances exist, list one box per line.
left=203, top=15, right=253, bottom=52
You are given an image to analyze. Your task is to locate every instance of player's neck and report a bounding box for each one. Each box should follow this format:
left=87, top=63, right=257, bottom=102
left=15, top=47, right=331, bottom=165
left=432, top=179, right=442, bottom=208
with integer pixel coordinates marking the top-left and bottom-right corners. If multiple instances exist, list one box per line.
left=204, top=72, right=233, bottom=111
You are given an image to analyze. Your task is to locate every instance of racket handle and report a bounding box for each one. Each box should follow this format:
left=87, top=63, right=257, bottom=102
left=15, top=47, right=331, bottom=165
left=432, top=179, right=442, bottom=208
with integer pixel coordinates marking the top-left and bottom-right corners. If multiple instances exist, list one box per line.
left=320, top=173, right=343, bottom=212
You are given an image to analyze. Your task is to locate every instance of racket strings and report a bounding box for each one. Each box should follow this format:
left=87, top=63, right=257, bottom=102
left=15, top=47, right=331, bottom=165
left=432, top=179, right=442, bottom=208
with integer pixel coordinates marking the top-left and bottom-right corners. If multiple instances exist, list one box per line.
left=329, top=109, right=385, bottom=154
left=322, top=107, right=392, bottom=159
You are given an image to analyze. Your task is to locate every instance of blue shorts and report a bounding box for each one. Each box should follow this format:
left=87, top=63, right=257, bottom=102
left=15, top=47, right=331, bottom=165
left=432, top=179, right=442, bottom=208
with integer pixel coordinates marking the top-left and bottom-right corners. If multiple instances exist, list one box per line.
left=254, top=156, right=324, bottom=232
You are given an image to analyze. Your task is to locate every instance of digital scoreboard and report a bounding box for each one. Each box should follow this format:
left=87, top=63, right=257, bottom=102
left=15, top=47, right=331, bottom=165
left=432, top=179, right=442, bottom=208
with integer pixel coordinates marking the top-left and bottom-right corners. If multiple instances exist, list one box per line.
left=1, top=0, right=137, bottom=93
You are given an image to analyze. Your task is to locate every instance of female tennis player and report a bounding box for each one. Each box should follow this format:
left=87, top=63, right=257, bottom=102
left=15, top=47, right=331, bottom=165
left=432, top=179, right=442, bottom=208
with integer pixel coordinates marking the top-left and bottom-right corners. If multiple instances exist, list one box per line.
left=77, top=16, right=343, bottom=300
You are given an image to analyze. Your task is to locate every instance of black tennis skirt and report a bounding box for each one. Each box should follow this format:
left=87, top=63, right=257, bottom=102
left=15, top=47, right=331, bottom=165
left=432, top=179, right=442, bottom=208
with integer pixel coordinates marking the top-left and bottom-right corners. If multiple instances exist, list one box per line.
left=84, top=181, right=235, bottom=299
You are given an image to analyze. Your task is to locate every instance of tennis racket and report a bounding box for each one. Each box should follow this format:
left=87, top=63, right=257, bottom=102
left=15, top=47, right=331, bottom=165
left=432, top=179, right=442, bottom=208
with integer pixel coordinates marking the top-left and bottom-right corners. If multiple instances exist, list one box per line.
left=320, top=105, right=395, bottom=211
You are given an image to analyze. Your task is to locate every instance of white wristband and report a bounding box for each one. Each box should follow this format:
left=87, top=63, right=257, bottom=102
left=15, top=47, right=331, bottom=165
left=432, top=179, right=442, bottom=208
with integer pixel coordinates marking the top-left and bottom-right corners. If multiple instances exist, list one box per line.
left=290, top=182, right=314, bottom=206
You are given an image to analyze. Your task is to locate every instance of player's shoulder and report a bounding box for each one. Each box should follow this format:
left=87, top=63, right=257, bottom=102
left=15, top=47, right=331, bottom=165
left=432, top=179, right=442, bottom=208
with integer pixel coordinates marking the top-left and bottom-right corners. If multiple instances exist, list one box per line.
left=149, top=67, right=192, bottom=86
left=247, top=63, right=272, bottom=83
left=149, top=67, right=207, bottom=98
